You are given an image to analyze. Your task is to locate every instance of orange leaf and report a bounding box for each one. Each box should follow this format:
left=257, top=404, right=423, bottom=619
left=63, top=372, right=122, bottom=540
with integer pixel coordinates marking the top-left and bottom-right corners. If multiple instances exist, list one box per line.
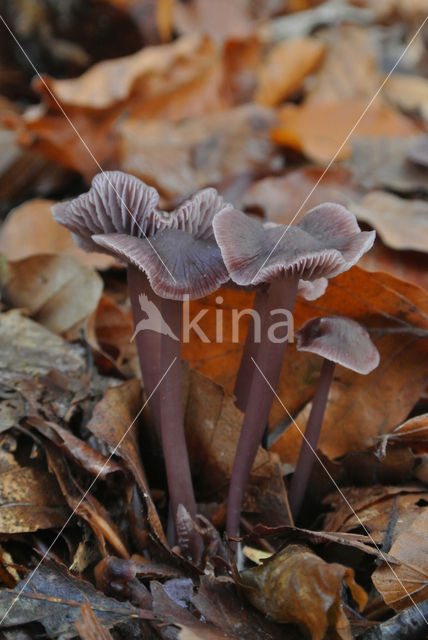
left=272, top=100, right=419, bottom=163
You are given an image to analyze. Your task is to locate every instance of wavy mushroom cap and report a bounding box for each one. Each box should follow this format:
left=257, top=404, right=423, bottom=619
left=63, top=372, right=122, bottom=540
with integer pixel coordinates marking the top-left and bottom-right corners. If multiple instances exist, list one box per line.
left=296, top=316, right=380, bottom=374
left=52, top=171, right=231, bottom=300
left=212, top=203, right=375, bottom=287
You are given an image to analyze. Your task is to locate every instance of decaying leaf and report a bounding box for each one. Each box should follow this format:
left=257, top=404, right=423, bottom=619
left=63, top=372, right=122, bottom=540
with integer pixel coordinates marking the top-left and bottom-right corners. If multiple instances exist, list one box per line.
left=75, top=602, right=114, bottom=640
left=306, top=25, right=379, bottom=104
left=0, top=311, right=85, bottom=383
left=86, top=380, right=167, bottom=546
left=359, top=238, right=428, bottom=291
left=237, top=544, right=367, bottom=640
left=0, top=560, right=146, bottom=638
left=0, top=446, right=68, bottom=534
left=350, top=190, right=428, bottom=253
left=323, top=485, right=428, bottom=545
left=383, top=73, right=428, bottom=123
left=255, top=37, right=325, bottom=106
left=348, top=136, right=428, bottom=194
left=378, top=413, right=428, bottom=455
left=1, top=254, right=103, bottom=334
left=272, top=100, right=418, bottom=163
left=184, top=368, right=289, bottom=524
left=270, top=267, right=428, bottom=462
left=372, top=510, right=428, bottom=611
left=0, top=199, right=115, bottom=269
left=242, top=166, right=359, bottom=223
left=118, top=104, right=281, bottom=200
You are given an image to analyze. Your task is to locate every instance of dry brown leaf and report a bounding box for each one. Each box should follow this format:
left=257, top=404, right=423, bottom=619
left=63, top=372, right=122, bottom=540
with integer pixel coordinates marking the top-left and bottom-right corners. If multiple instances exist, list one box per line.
left=255, top=37, right=325, bottom=106
left=350, top=191, right=428, bottom=253
left=237, top=544, right=367, bottom=640
left=1, top=254, right=103, bottom=335
left=184, top=368, right=290, bottom=524
left=359, top=239, right=428, bottom=291
left=46, top=445, right=130, bottom=559
left=384, top=73, right=428, bottom=123
left=75, top=603, right=114, bottom=640
left=0, top=311, right=85, bottom=383
left=306, top=25, right=379, bottom=104
left=173, top=0, right=255, bottom=39
left=372, top=510, right=428, bottom=611
left=379, top=413, right=428, bottom=455
left=0, top=447, right=68, bottom=534
left=270, top=267, right=428, bottom=462
left=272, top=100, right=419, bottom=163
left=0, top=199, right=115, bottom=269
left=242, top=165, right=360, bottom=222
left=86, top=380, right=167, bottom=547
left=85, top=295, right=136, bottom=374
left=323, top=485, right=428, bottom=545
left=119, top=104, right=281, bottom=200
left=348, top=136, right=428, bottom=194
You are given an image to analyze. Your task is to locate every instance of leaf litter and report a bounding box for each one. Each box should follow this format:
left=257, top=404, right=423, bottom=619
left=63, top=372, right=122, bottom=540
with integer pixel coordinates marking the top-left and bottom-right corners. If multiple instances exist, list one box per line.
left=0, top=2, right=428, bottom=639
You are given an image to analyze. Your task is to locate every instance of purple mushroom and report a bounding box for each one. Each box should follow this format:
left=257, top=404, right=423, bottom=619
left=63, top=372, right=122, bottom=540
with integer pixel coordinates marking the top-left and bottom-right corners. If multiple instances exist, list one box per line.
left=288, top=315, right=379, bottom=517
left=212, top=204, right=376, bottom=538
left=52, top=171, right=231, bottom=559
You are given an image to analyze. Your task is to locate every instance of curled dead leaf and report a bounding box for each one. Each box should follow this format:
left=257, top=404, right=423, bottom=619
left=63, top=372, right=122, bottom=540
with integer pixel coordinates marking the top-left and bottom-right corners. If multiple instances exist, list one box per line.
left=237, top=544, right=367, bottom=640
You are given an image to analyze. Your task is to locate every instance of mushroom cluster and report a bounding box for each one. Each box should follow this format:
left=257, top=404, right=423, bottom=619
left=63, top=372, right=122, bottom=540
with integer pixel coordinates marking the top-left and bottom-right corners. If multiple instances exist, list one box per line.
left=53, top=170, right=379, bottom=556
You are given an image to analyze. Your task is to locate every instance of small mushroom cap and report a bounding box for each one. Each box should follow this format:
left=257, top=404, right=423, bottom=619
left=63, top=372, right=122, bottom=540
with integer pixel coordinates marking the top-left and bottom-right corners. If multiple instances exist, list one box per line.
left=296, top=316, right=380, bottom=374
left=52, top=171, right=159, bottom=253
left=52, top=171, right=232, bottom=300
left=212, top=203, right=375, bottom=287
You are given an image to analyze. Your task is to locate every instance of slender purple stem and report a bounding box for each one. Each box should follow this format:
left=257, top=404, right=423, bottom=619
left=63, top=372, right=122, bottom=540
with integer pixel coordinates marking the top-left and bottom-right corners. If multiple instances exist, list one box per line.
left=128, top=265, right=162, bottom=435
left=226, top=276, right=299, bottom=540
left=288, top=358, right=335, bottom=518
left=234, top=286, right=269, bottom=412
left=127, top=265, right=200, bottom=560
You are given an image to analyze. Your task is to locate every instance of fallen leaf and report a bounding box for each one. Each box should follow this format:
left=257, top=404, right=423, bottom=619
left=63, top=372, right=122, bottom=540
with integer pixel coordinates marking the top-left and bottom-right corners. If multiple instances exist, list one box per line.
left=242, top=165, right=360, bottom=222
left=270, top=267, right=428, bottom=462
left=0, top=560, right=145, bottom=637
left=118, top=104, right=281, bottom=200
left=46, top=445, right=130, bottom=559
left=348, top=136, right=428, bottom=194
left=0, top=199, right=115, bottom=269
left=255, top=37, right=325, bottom=106
left=379, top=413, right=428, bottom=454
left=75, top=602, right=114, bottom=640
left=383, top=72, right=428, bottom=123
left=173, top=0, right=256, bottom=39
left=349, top=190, right=428, bottom=253
left=0, top=446, right=68, bottom=534
left=184, top=368, right=290, bottom=525
left=191, top=576, right=289, bottom=640
left=323, top=485, right=428, bottom=545
left=1, top=254, right=103, bottom=335
left=306, top=25, right=379, bottom=104
left=0, top=311, right=85, bottom=383
left=237, top=544, right=367, bottom=640
left=372, top=510, right=428, bottom=610
left=86, top=380, right=167, bottom=547
left=359, top=239, right=428, bottom=291
left=272, top=100, right=419, bottom=163
left=37, top=34, right=214, bottom=111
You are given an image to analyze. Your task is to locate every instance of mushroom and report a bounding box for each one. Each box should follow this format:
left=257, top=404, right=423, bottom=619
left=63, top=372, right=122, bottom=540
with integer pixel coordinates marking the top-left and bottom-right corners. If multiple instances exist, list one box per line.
left=288, top=315, right=380, bottom=518
left=52, top=171, right=231, bottom=558
left=212, top=204, right=376, bottom=538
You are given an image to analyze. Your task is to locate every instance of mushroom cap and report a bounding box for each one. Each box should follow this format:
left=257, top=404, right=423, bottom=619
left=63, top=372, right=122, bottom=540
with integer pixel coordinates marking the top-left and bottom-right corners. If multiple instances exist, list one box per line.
left=52, top=171, right=232, bottom=300
left=212, top=203, right=375, bottom=287
left=296, top=316, right=380, bottom=374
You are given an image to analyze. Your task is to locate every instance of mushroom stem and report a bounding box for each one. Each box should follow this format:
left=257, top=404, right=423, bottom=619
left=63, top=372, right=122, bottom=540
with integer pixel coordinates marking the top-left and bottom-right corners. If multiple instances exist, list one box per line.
left=128, top=266, right=162, bottom=435
left=288, top=358, right=335, bottom=518
left=226, top=276, right=299, bottom=540
left=127, top=266, right=200, bottom=560
left=234, top=286, right=269, bottom=412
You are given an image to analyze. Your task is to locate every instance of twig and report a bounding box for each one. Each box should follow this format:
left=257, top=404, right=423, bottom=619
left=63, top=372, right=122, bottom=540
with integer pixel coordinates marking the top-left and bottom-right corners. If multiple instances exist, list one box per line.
left=358, top=600, right=428, bottom=640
